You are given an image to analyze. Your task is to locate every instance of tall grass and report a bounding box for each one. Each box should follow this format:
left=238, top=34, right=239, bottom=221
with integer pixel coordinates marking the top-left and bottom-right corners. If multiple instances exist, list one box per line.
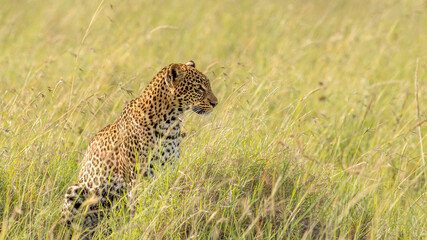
left=1, top=0, right=426, bottom=239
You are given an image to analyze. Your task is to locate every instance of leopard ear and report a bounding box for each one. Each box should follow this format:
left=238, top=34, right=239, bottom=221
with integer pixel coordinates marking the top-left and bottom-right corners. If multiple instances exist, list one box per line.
left=185, top=60, right=196, bottom=68
left=165, top=64, right=185, bottom=89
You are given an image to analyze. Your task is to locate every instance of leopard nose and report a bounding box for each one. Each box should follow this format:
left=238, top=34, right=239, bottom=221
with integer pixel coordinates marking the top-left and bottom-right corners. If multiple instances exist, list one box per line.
left=209, top=93, right=218, bottom=107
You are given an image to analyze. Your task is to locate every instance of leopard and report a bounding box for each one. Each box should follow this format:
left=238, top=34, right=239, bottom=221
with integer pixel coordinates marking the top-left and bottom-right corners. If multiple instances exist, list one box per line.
left=61, top=60, right=218, bottom=231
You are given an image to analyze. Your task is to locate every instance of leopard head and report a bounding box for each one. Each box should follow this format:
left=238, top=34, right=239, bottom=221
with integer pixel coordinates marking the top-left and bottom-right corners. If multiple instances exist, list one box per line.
left=165, top=60, right=218, bottom=115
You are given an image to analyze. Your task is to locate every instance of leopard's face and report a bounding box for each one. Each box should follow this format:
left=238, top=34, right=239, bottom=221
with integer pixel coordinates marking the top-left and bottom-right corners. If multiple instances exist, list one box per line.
left=167, top=61, right=218, bottom=115
left=189, top=76, right=217, bottom=115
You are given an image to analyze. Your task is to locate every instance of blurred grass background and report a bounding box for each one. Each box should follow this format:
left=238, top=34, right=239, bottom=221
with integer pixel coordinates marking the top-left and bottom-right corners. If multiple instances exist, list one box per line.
left=1, top=0, right=426, bottom=239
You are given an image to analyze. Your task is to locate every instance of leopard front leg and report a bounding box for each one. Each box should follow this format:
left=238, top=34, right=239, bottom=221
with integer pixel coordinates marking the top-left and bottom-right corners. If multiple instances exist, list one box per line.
left=126, top=178, right=137, bottom=215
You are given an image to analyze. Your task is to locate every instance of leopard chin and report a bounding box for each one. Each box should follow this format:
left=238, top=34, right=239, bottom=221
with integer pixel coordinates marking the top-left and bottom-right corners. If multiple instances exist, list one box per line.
left=192, top=106, right=212, bottom=115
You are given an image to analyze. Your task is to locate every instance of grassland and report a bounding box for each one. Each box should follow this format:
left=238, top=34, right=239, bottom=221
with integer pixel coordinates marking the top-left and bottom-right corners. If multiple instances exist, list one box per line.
left=1, top=0, right=427, bottom=239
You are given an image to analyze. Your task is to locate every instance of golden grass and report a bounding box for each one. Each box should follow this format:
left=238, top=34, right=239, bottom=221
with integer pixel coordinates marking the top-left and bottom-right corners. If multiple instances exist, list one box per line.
left=0, top=0, right=426, bottom=239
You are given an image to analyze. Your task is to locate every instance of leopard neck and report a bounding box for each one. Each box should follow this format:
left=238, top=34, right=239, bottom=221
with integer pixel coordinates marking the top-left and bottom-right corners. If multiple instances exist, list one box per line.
left=120, top=76, right=187, bottom=128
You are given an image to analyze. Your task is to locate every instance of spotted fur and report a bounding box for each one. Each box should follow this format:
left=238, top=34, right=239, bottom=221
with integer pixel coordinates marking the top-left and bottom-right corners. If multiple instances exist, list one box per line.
left=62, top=61, right=218, bottom=230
